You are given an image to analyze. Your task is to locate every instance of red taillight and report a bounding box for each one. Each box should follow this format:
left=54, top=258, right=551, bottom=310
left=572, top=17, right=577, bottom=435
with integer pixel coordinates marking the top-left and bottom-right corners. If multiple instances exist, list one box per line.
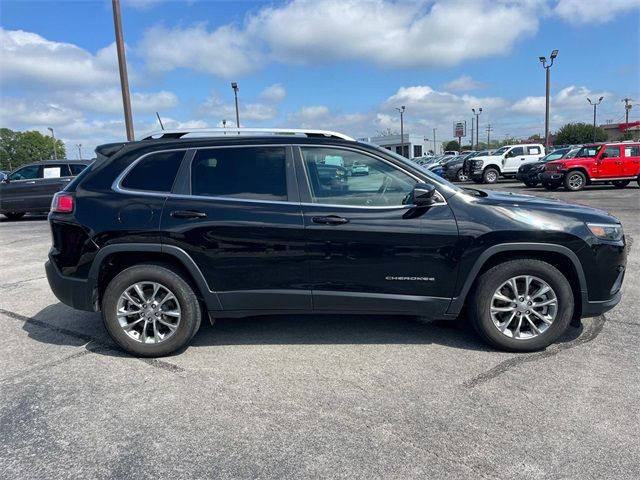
left=51, top=192, right=74, bottom=213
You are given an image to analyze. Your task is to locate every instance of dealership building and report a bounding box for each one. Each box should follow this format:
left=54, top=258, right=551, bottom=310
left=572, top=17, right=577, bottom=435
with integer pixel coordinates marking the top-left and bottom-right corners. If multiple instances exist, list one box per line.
left=359, top=134, right=430, bottom=159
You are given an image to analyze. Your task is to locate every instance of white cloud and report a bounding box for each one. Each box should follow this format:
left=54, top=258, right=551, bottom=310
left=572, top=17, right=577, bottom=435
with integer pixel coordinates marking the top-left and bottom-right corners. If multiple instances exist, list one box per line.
left=510, top=85, right=610, bottom=115
left=0, top=97, right=78, bottom=126
left=63, top=89, right=179, bottom=115
left=554, top=0, right=640, bottom=23
left=0, top=28, right=120, bottom=89
left=259, top=84, right=287, bottom=103
left=444, top=75, right=485, bottom=91
left=139, top=23, right=262, bottom=78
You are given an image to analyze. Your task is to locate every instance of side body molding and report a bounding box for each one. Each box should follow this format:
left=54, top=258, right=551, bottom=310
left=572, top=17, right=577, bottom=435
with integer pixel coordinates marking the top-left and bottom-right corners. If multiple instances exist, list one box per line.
left=88, top=243, right=223, bottom=310
left=446, top=242, right=588, bottom=315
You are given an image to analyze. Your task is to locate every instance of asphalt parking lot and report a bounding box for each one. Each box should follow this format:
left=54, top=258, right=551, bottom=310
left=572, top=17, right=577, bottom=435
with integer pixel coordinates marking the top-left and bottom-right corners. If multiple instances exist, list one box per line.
left=1, top=181, right=638, bottom=479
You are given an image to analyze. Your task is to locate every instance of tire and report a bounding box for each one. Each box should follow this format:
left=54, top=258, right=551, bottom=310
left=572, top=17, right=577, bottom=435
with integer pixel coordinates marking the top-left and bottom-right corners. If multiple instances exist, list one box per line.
left=564, top=170, right=587, bottom=191
left=612, top=180, right=630, bottom=189
left=3, top=212, right=25, bottom=220
left=456, top=169, right=469, bottom=182
left=468, top=258, right=574, bottom=352
left=542, top=182, right=559, bottom=190
left=102, top=264, right=202, bottom=357
left=523, top=181, right=538, bottom=188
left=483, top=168, right=499, bottom=184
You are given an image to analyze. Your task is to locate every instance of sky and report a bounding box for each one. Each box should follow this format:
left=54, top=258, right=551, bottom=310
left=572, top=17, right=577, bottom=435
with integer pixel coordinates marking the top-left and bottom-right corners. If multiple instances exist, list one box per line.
left=0, top=0, right=639, bottom=157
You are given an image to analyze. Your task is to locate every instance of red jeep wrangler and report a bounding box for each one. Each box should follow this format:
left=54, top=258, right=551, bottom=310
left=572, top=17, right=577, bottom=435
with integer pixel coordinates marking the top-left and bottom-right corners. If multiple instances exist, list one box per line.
left=540, top=142, right=640, bottom=191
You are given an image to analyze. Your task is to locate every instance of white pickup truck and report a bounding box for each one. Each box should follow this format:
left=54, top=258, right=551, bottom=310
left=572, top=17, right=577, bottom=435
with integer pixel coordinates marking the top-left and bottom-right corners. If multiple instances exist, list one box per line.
left=467, top=144, right=546, bottom=183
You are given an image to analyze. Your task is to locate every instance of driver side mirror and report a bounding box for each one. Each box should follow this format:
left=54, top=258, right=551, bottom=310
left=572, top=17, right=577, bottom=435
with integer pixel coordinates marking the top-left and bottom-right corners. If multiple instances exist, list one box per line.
left=1, top=177, right=8, bottom=184
left=411, top=182, right=437, bottom=207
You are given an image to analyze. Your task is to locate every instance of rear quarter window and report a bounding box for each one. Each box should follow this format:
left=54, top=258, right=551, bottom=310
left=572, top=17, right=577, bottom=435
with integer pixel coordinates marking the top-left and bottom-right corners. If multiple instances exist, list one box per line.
left=121, top=150, right=185, bottom=192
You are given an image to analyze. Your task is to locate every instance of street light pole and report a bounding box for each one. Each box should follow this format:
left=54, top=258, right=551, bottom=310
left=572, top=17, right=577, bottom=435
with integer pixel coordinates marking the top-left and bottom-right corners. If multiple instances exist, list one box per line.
left=587, top=97, right=604, bottom=142
left=470, top=116, right=474, bottom=150
left=47, top=127, right=57, bottom=160
left=76, top=144, right=82, bottom=159
left=433, top=127, right=437, bottom=154
left=539, top=49, right=558, bottom=150
left=112, top=0, right=134, bottom=141
left=231, top=82, right=240, bottom=129
left=472, top=108, right=482, bottom=150
left=396, top=106, right=406, bottom=157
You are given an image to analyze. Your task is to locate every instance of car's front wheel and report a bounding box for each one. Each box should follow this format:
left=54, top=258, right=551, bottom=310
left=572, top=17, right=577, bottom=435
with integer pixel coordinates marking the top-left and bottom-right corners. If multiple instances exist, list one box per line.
left=102, top=264, right=201, bottom=357
left=523, top=181, right=538, bottom=188
left=469, top=259, right=573, bottom=352
left=564, top=170, right=587, bottom=191
left=456, top=169, right=469, bottom=182
left=483, top=168, right=499, bottom=184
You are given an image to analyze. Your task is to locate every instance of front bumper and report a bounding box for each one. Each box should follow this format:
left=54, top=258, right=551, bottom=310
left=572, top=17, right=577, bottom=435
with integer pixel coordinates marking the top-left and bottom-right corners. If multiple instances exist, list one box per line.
left=582, top=291, right=621, bottom=318
left=539, top=172, right=564, bottom=182
left=45, top=258, right=97, bottom=312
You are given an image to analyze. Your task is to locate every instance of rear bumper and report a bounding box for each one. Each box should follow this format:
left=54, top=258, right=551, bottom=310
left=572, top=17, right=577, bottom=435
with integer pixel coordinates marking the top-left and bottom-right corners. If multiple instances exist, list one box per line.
left=45, top=258, right=96, bottom=312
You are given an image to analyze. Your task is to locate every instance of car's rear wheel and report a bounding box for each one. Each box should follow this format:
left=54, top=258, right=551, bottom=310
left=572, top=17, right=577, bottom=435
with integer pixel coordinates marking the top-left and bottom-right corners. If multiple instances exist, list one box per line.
left=469, top=259, right=573, bottom=352
left=3, top=212, right=25, bottom=220
left=483, top=168, right=499, bottom=184
left=542, top=182, right=559, bottom=190
left=102, top=264, right=201, bottom=357
left=564, top=170, right=586, bottom=191
left=456, top=169, right=469, bottom=182
left=612, top=180, right=630, bottom=189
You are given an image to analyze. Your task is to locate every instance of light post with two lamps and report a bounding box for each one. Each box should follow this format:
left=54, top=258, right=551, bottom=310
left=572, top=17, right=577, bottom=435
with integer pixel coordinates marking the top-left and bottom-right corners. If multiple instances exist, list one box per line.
left=539, top=49, right=558, bottom=149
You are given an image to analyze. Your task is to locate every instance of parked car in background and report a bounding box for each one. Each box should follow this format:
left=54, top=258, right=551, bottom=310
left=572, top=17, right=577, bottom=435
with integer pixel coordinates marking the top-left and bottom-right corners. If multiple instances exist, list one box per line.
left=443, top=151, right=459, bottom=156
left=443, top=151, right=479, bottom=182
left=0, top=160, right=92, bottom=220
left=516, top=147, right=576, bottom=187
left=540, top=142, right=640, bottom=191
left=349, top=161, right=369, bottom=176
left=467, top=144, right=546, bottom=184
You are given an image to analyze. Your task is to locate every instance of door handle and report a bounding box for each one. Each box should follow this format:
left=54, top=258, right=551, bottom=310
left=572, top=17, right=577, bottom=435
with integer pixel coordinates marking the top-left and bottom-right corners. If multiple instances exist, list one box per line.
left=170, top=210, right=207, bottom=219
left=26, top=181, right=36, bottom=184
left=62, top=178, right=71, bottom=182
left=312, top=215, right=349, bottom=225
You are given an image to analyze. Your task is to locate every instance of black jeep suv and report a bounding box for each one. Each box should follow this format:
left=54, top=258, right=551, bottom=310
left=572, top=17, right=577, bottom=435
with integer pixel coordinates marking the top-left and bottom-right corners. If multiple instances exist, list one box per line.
left=45, top=128, right=626, bottom=357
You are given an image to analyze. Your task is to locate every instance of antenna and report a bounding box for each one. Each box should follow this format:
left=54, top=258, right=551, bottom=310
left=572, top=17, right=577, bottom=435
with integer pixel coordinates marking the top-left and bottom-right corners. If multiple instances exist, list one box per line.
left=156, top=112, right=165, bottom=130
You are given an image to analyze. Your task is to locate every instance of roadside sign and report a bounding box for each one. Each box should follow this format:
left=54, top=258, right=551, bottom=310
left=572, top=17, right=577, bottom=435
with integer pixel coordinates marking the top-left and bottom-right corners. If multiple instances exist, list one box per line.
left=454, top=121, right=466, bottom=137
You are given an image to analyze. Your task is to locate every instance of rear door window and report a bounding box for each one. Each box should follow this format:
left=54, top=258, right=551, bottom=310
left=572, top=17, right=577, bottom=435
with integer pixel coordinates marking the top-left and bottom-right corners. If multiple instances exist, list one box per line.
left=191, top=147, right=287, bottom=201
left=121, top=151, right=185, bottom=192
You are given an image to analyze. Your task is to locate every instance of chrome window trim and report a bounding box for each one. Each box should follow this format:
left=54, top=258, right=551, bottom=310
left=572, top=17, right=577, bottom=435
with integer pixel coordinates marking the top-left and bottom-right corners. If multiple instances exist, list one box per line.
left=113, top=144, right=447, bottom=209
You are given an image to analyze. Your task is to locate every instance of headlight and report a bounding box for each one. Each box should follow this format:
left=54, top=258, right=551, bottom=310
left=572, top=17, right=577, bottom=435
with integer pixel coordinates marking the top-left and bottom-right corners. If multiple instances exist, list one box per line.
left=586, top=223, right=623, bottom=241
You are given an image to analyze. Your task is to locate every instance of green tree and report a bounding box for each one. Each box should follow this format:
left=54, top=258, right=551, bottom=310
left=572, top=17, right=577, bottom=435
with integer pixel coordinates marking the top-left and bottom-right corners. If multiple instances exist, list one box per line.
left=0, top=128, right=65, bottom=171
left=444, top=140, right=460, bottom=152
left=553, top=122, right=607, bottom=145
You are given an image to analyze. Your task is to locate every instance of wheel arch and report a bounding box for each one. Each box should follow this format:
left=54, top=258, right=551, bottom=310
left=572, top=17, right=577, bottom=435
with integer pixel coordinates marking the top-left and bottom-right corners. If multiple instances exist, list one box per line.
left=447, top=243, right=587, bottom=318
left=89, top=244, right=222, bottom=311
left=565, top=167, right=591, bottom=183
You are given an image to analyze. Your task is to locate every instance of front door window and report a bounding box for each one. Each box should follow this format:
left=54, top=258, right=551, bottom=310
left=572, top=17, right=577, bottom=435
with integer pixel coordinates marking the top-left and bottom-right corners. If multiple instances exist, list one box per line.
left=300, top=147, right=416, bottom=207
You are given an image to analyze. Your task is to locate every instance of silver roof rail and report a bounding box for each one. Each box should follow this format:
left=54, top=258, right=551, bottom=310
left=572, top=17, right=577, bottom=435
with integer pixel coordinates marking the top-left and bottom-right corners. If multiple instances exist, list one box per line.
left=138, top=128, right=355, bottom=141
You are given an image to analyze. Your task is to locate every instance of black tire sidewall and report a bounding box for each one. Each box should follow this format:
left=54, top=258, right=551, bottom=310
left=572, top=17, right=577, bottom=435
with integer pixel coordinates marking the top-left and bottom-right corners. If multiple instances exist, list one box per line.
left=102, top=265, right=201, bottom=357
left=3, top=212, right=25, bottom=220
left=470, top=259, right=574, bottom=352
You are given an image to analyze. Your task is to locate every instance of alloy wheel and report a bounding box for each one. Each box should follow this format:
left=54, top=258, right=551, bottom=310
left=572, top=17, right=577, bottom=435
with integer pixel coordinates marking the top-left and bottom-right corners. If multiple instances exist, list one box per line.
left=567, top=173, right=583, bottom=190
left=116, top=281, right=181, bottom=344
left=490, top=275, right=558, bottom=340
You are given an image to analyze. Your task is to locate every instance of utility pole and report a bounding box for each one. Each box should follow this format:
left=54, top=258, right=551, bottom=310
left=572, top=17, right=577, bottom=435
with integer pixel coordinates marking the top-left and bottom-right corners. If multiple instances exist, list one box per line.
left=76, top=144, right=82, bottom=159
left=587, top=97, right=604, bottom=142
left=472, top=108, right=482, bottom=150
left=471, top=117, right=475, bottom=150
left=486, top=124, right=493, bottom=148
left=539, top=50, right=558, bottom=150
left=622, top=98, right=633, bottom=138
left=47, top=127, right=57, bottom=160
left=231, top=82, right=240, bottom=130
left=396, top=106, right=406, bottom=157
left=112, top=0, right=134, bottom=141
left=433, top=127, right=437, bottom=154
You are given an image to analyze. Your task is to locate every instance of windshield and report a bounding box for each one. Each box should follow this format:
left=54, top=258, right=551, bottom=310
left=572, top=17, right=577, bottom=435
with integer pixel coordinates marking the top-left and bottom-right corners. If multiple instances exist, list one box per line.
left=575, top=145, right=602, bottom=158
left=491, top=146, right=509, bottom=156
left=541, top=149, right=569, bottom=162
left=564, top=148, right=581, bottom=159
